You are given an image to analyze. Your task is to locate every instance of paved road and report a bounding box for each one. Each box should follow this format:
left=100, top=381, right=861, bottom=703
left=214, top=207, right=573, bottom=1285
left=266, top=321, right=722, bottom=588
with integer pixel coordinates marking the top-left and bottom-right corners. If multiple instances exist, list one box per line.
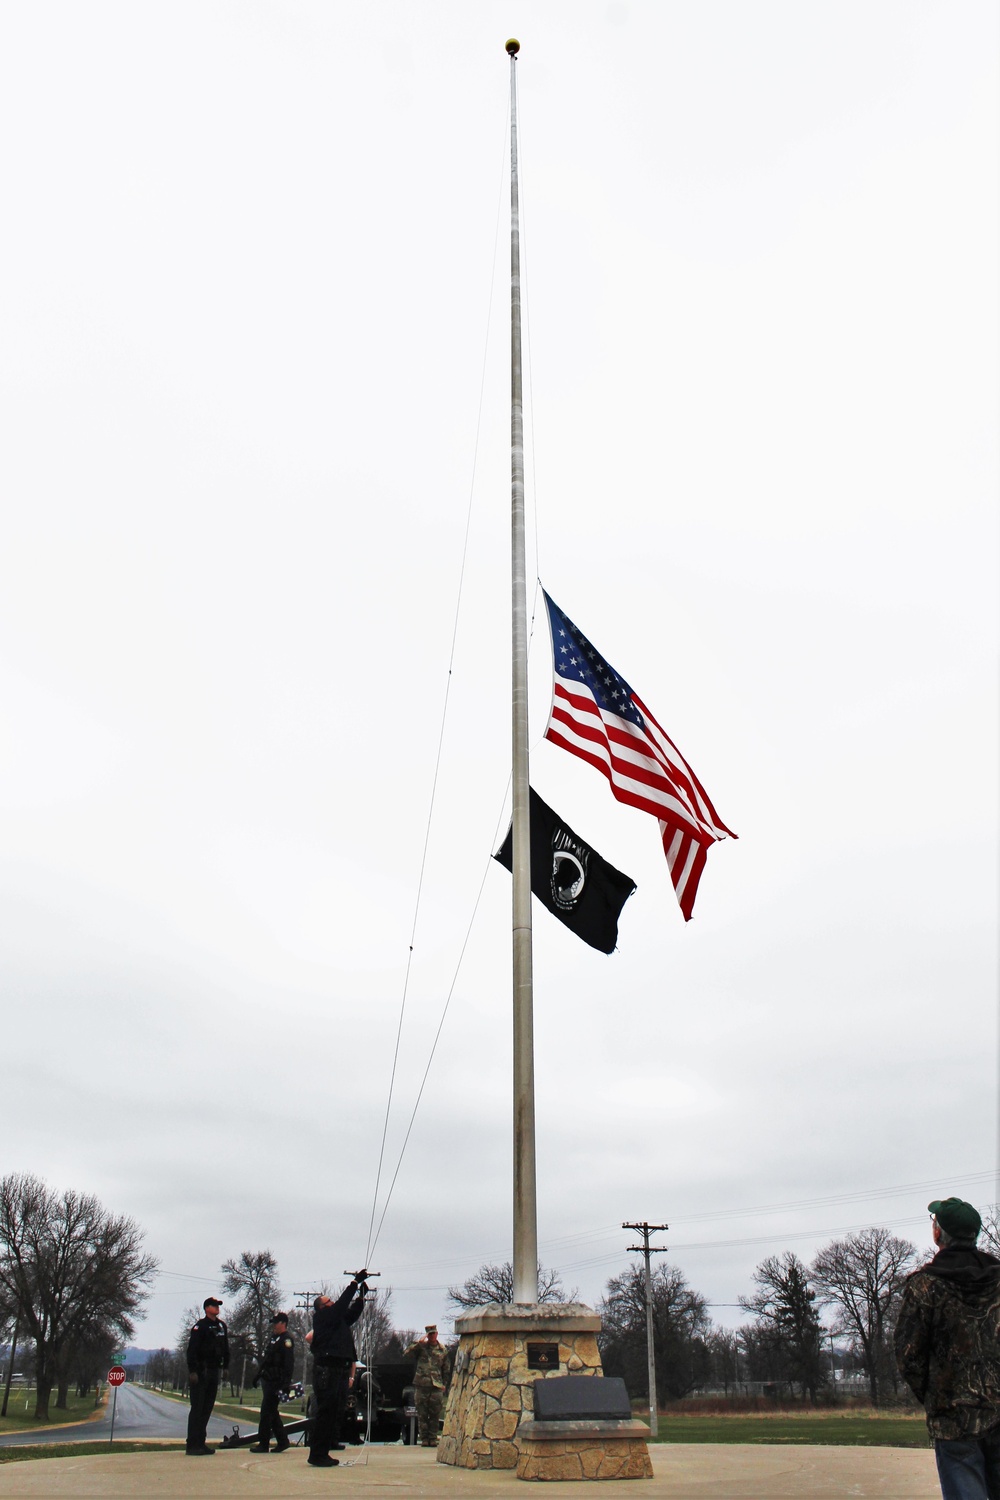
left=0, top=1383, right=270, bottom=1447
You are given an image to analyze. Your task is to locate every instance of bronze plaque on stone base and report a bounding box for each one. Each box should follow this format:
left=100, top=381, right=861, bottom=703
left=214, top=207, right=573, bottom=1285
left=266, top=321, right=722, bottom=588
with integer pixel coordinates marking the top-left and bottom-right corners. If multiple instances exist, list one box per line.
left=527, top=1342, right=559, bottom=1370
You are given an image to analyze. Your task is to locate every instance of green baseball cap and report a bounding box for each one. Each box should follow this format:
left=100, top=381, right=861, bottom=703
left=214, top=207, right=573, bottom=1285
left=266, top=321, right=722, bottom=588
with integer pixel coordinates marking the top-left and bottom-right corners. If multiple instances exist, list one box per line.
left=929, top=1197, right=982, bottom=1240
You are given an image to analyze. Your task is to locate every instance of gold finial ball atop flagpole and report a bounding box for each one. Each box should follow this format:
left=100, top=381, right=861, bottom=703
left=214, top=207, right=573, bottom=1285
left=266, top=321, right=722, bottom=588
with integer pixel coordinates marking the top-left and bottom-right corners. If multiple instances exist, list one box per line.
left=505, top=38, right=520, bottom=56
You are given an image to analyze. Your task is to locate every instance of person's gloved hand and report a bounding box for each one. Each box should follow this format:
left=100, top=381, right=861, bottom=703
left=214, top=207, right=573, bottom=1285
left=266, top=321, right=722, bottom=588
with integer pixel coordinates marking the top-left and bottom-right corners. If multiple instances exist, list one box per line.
left=354, top=1268, right=369, bottom=1284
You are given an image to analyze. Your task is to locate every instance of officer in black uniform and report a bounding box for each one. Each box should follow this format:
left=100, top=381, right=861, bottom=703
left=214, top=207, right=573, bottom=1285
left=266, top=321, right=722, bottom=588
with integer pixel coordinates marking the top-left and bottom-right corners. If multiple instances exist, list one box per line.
left=307, top=1272, right=367, bottom=1468
left=249, top=1312, right=295, bottom=1454
left=186, top=1297, right=230, bottom=1455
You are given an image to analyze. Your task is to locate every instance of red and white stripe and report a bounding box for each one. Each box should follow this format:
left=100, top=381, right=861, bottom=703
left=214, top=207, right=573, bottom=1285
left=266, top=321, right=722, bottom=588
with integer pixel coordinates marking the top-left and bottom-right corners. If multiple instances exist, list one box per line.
left=545, top=679, right=735, bottom=921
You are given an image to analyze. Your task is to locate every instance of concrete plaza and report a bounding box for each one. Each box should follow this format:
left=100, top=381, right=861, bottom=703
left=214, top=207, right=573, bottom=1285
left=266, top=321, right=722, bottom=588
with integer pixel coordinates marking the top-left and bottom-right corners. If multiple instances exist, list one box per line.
left=0, top=1442, right=938, bottom=1497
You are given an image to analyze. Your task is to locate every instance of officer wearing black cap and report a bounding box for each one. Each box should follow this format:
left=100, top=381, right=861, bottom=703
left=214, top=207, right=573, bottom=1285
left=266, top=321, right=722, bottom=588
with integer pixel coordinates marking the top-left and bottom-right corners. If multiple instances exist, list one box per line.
left=186, top=1297, right=230, bottom=1456
left=307, top=1271, right=368, bottom=1468
left=249, top=1312, right=295, bottom=1454
left=895, top=1196, right=1000, bottom=1500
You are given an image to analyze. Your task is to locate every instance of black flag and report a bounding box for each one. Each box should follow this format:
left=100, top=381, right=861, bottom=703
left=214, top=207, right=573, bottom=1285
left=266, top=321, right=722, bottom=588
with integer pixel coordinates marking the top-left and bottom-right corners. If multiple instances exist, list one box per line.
left=494, top=788, right=636, bottom=954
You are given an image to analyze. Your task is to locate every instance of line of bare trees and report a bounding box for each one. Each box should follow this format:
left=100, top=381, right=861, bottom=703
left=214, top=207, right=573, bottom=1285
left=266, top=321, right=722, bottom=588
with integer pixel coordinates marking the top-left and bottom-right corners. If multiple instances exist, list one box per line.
left=0, top=1173, right=157, bottom=1420
left=594, top=1223, right=976, bottom=1406
left=146, top=1251, right=419, bottom=1400
left=594, top=1227, right=921, bottom=1406
left=445, top=1218, right=1000, bottom=1410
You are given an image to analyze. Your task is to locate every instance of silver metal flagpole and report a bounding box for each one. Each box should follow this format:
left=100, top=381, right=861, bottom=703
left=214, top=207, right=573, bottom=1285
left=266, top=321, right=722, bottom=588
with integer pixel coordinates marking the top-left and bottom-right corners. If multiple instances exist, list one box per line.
left=507, top=37, right=538, bottom=1306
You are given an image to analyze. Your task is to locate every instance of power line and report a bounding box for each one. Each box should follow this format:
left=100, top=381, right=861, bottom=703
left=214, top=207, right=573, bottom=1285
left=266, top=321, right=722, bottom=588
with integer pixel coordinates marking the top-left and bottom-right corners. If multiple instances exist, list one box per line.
left=147, top=1169, right=993, bottom=1304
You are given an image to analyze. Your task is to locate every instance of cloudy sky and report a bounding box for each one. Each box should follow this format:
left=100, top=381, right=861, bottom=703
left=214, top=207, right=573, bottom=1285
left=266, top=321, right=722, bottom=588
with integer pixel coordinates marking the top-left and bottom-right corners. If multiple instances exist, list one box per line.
left=1, top=0, right=996, bottom=1351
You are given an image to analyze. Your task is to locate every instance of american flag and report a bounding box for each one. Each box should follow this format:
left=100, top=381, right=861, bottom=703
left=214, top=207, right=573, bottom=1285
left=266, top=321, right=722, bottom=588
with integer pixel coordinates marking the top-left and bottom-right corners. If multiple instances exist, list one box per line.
left=543, top=590, right=736, bottom=921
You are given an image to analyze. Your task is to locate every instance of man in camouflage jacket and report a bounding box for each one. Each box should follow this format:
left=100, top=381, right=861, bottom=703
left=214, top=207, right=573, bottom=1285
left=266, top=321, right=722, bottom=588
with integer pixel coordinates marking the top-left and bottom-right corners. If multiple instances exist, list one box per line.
left=404, top=1325, right=449, bottom=1447
left=894, top=1197, right=1000, bottom=1500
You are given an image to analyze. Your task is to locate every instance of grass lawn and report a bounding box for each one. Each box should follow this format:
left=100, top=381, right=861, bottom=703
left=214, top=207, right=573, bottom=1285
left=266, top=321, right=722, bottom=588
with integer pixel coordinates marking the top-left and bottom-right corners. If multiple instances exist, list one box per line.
left=0, top=1442, right=184, bottom=1465
left=651, top=1412, right=930, bottom=1447
left=150, top=1386, right=303, bottom=1424
left=0, top=1391, right=104, bottom=1437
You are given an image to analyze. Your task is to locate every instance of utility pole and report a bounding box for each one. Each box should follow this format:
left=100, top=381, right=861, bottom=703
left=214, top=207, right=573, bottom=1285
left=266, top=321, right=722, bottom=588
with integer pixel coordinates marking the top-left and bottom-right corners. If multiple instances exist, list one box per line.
left=827, top=1328, right=838, bottom=1399
left=294, top=1291, right=318, bottom=1400
left=623, top=1221, right=669, bottom=1438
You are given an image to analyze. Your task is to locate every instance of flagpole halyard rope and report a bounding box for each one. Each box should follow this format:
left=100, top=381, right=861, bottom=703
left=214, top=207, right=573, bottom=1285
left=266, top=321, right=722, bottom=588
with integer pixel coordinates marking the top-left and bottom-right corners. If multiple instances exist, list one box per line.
left=516, top=109, right=543, bottom=589
left=367, top=781, right=515, bottom=1262
left=363, top=97, right=512, bottom=1269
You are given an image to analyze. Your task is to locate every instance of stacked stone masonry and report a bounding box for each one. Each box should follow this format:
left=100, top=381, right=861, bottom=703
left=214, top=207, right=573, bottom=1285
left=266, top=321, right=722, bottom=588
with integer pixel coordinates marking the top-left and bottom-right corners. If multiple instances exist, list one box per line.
left=438, top=1303, right=652, bottom=1479
left=515, top=1420, right=653, bottom=1482
left=517, top=1436, right=654, bottom=1482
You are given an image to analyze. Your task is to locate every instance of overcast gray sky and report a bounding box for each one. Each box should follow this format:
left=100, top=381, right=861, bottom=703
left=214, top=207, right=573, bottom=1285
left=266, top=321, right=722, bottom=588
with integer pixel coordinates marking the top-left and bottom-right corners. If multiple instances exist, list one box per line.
left=1, top=0, right=997, bottom=1351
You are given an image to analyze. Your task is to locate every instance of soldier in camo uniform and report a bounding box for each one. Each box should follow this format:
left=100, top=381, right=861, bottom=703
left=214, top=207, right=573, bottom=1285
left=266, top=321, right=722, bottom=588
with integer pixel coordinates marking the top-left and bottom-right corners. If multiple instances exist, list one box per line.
left=404, top=1325, right=449, bottom=1446
left=894, top=1197, right=1000, bottom=1500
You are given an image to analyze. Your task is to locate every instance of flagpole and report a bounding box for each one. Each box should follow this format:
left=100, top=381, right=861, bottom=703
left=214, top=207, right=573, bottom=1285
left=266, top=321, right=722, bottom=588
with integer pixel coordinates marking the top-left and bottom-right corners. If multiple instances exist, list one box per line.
left=507, top=37, right=538, bottom=1306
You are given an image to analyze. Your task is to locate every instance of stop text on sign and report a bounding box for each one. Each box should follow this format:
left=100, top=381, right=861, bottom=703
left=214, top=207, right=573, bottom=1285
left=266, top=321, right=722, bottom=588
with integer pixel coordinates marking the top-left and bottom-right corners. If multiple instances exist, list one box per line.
left=107, top=1366, right=126, bottom=1387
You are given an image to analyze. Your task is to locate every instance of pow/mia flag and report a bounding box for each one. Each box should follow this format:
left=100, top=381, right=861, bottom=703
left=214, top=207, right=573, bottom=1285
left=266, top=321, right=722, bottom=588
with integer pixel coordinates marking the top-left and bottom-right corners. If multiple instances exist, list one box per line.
left=494, top=788, right=636, bottom=954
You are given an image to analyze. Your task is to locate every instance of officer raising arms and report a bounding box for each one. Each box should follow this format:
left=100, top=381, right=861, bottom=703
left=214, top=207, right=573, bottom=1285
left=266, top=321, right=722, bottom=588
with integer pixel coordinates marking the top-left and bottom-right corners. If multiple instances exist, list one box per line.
left=249, top=1312, right=295, bottom=1454
left=307, top=1271, right=368, bottom=1468
left=186, top=1297, right=230, bottom=1456
left=404, top=1325, right=449, bottom=1447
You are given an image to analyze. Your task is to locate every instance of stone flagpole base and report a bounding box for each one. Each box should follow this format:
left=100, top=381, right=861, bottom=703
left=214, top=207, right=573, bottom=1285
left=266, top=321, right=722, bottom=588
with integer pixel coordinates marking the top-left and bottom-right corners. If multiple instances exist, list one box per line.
left=436, top=1303, right=652, bottom=1480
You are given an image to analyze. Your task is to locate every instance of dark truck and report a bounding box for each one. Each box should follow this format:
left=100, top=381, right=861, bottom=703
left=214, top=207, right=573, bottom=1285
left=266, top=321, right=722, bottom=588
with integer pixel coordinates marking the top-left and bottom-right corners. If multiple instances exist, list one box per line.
left=343, top=1361, right=418, bottom=1444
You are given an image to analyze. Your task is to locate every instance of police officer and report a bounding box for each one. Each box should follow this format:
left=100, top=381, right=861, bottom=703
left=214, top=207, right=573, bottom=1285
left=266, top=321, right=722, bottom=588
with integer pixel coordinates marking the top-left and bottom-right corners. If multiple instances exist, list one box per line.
left=307, top=1272, right=367, bottom=1468
left=403, top=1325, right=449, bottom=1447
left=186, top=1297, right=230, bottom=1455
left=249, top=1312, right=295, bottom=1454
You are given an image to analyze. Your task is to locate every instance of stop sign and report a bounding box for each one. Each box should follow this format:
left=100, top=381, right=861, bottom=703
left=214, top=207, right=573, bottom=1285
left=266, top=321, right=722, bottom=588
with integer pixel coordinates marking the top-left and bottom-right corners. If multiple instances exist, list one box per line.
left=108, top=1366, right=126, bottom=1387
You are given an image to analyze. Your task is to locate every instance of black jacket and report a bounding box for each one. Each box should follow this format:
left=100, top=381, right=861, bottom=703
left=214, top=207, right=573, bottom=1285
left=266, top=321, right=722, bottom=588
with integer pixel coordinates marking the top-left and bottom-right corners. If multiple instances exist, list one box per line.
left=257, top=1329, right=295, bottom=1386
left=187, top=1316, right=230, bottom=1373
left=311, top=1283, right=364, bottom=1364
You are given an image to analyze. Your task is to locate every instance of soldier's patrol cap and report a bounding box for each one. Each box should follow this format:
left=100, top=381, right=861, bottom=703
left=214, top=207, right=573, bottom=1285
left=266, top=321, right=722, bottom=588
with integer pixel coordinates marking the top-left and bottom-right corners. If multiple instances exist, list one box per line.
left=203, top=1297, right=223, bottom=1309
left=425, top=1324, right=438, bottom=1333
left=271, top=1311, right=289, bottom=1323
left=929, top=1198, right=982, bottom=1239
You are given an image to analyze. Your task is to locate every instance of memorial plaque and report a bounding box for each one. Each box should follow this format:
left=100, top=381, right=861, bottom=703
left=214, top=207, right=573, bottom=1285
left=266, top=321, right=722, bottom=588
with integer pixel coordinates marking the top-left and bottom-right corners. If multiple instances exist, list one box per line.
left=526, top=1342, right=559, bottom=1371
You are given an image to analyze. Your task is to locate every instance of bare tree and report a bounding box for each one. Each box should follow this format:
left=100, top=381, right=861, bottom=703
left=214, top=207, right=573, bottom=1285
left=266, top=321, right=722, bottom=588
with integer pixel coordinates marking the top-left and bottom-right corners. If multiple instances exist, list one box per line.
left=354, top=1285, right=395, bottom=1362
left=175, top=1305, right=203, bottom=1391
left=0, top=1174, right=156, bottom=1420
left=447, top=1262, right=572, bottom=1314
left=146, top=1348, right=175, bottom=1390
left=221, top=1250, right=281, bottom=1363
left=738, top=1320, right=786, bottom=1385
left=706, top=1327, right=741, bottom=1394
left=67, top=1321, right=116, bottom=1398
left=980, top=1204, right=1000, bottom=1257
left=739, top=1252, right=825, bottom=1401
left=811, top=1228, right=915, bottom=1406
left=284, top=1306, right=310, bottom=1389
left=598, top=1263, right=710, bottom=1401
left=380, top=1328, right=418, bottom=1361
